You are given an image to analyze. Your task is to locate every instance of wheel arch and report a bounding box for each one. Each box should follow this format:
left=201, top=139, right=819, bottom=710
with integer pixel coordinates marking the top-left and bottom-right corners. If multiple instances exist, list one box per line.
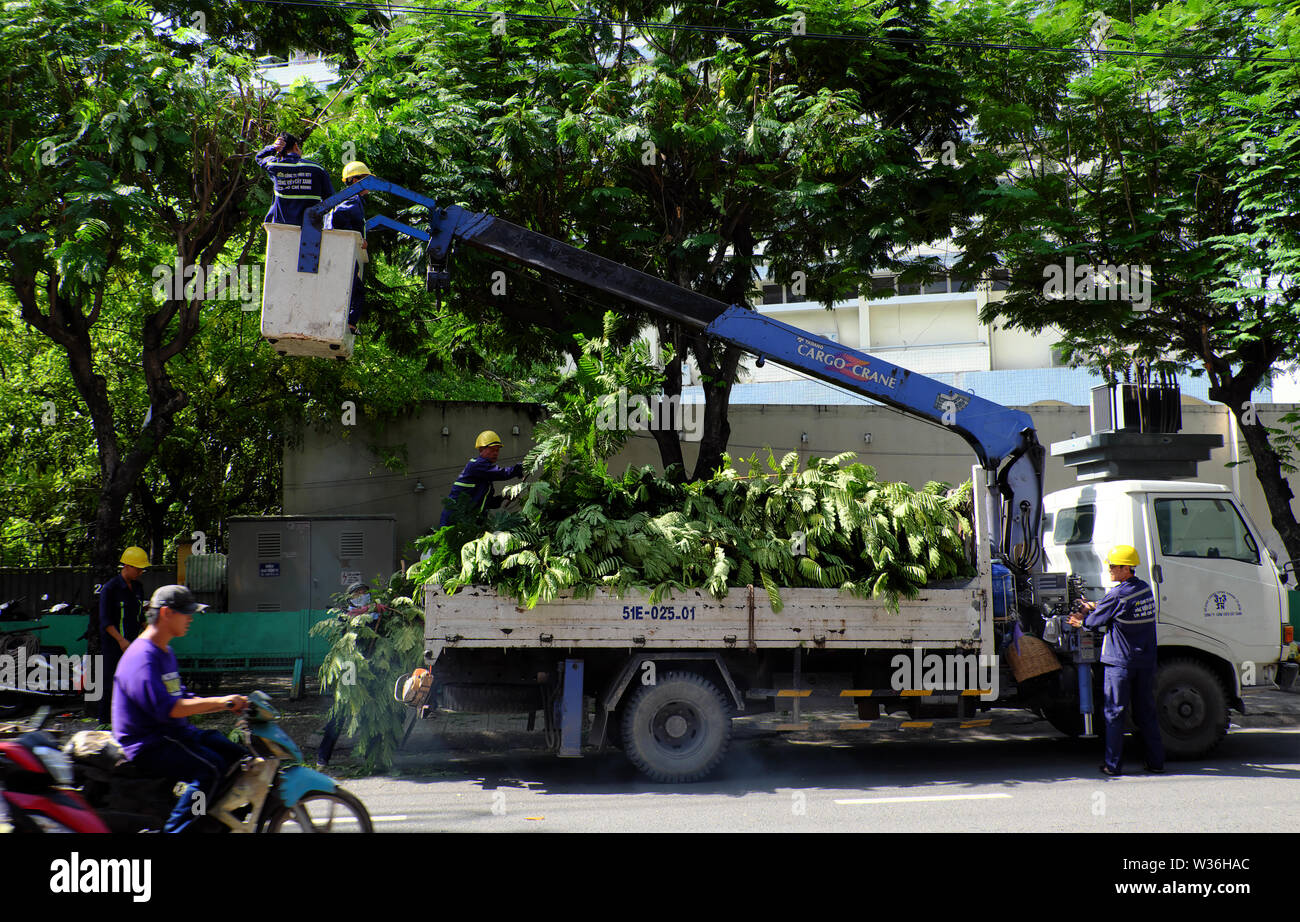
left=1158, top=644, right=1242, bottom=713
left=589, top=652, right=742, bottom=749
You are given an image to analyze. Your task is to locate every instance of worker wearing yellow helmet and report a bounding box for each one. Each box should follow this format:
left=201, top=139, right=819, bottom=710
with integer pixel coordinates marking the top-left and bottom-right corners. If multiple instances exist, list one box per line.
left=97, top=546, right=151, bottom=725
left=438, top=430, right=525, bottom=527
left=1067, top=544, right=1164, bottom=775
left=326, top=160, right=372, bottom=334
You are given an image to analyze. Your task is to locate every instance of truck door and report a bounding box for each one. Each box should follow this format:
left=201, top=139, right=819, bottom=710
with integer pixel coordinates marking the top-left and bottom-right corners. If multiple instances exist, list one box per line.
left=1147, top=494, right=1283, bottom=676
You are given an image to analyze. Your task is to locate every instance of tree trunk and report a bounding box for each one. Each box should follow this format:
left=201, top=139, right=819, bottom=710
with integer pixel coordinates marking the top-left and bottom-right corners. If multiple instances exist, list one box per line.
left=649, top=320, right=686, bottom=479
left=1234, top=408, right=1300, bottom=566
left=1205, top=351, right=1300, bottom=567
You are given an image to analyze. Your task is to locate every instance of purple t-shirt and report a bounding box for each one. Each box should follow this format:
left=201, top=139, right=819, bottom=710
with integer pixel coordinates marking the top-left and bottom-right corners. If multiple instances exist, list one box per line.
left=111, top=638, right=192, bottom=758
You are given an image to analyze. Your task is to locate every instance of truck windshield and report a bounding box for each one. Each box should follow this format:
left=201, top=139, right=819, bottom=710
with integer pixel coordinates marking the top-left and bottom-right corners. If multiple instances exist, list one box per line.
left=1153, top=498, right=1259, bottom=564
left=1052, top=504, right=1095, bottom=545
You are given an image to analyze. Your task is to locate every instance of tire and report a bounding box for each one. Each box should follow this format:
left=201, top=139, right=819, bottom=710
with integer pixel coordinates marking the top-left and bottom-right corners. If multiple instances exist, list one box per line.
left=1042, top=705, right=1085, bottom=738
left=620, top=671, right=731, bottom=783
left=1156, top=658, right=1229, bottom=760
left=264, top=788, right=373, bottom=833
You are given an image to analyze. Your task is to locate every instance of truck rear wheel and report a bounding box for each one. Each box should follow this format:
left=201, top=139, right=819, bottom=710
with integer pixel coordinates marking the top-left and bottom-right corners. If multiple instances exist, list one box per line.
left=620, top=671, right=731, bottom=783
left=1156, top=659, right=1229, bottom=760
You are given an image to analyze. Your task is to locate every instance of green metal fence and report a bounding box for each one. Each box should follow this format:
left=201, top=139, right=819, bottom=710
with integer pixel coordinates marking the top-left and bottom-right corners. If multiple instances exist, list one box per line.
left=9, top=610, right=336, bottom=698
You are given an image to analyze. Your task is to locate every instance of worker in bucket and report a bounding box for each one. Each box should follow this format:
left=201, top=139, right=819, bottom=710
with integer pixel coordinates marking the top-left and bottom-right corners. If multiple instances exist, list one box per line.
left=438, top=431, right=525, bottom=527
left=254, top=132, right=335, bottom=227
left=1067, top=545, right=1165, bottom=776
left=325, top=160, right=370, bottom=334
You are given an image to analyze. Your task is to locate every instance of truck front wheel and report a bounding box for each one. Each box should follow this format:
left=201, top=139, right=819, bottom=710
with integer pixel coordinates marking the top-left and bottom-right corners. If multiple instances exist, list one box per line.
left=1156, top=659, right=1229, bottom=760
left=620, top=671, right=731, bottom=783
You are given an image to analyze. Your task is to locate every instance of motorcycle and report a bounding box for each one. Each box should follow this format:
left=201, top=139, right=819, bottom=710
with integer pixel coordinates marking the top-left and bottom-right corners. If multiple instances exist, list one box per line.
left=68, top=689, right=372, bottom=833
left=0, top=702, right=111, bottom=833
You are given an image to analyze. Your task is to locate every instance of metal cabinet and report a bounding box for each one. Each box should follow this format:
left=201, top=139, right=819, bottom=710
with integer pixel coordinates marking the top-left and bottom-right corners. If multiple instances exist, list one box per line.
left=228, top=515, right=396, bottom=612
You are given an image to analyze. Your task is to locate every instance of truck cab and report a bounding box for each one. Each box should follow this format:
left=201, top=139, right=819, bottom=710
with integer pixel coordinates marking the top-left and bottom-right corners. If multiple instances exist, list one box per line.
left=1041, top=479, right=1289, bottom=756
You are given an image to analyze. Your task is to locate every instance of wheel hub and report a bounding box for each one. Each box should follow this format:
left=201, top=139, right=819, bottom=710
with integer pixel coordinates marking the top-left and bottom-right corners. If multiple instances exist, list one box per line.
left=650, top=701, right=702, bottom=754
left=1164, top=684, right=1205, bottom=731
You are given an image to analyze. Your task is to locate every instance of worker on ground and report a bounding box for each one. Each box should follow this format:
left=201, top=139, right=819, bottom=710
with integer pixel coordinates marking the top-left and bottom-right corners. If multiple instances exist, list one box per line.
left=316, top=581, right=382, bottom=768
left=326, top=160, right=370, bottom=334
left=1067, top=545, right=1165, bottom=776
left=438, top=431, right=525, bottom=527
left=97, top=546, right=149, bottom=726
left=254, top=132, right=335, bottom=227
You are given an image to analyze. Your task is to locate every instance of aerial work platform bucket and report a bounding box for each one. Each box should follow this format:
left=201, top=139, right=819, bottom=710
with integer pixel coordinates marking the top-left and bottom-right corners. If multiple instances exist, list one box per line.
left=260, top=223, right=366, bottom=359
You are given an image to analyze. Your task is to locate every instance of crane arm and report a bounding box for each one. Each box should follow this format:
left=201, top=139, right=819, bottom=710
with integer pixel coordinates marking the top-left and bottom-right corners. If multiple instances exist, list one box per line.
left=299, top=178, right=1045, bottom=568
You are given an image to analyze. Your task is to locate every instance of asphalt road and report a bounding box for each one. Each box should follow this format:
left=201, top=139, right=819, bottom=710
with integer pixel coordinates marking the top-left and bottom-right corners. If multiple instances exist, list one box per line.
left=334, top=687, right=1300, bottom=833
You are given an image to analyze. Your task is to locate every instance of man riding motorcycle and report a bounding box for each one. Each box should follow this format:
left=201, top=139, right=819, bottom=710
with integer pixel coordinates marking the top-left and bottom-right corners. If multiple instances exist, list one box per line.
left=112, top=585, right=248, bottom=833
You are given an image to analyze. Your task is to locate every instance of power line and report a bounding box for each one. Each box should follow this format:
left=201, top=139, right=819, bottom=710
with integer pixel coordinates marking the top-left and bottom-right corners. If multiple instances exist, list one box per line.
left=231, top=0, right=1300, bottom=65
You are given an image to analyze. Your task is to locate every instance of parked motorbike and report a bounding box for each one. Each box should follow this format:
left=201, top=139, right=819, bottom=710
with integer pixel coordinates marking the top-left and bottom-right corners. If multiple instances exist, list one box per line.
left=0, top=703, right=110, bottom=833
left=68, top=689, right=373, bottom=833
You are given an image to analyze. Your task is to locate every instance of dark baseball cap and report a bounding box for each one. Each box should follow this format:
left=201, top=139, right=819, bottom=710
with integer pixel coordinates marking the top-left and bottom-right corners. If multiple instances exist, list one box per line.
left=148, top=584, right=209, bottom=615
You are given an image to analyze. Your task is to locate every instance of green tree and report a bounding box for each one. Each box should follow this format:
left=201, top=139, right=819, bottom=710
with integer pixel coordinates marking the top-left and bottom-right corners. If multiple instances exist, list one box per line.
left=945, top=0, right=1300, bottom=563
left=342, top=0, right=985, bottom=480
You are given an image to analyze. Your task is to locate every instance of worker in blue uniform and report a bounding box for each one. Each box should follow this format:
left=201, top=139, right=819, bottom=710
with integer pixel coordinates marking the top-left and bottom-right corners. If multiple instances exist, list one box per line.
left=254, top=132, right=335, bottom=227
left=97, top=546, right=149, bottom=725
left=439, top=430, right=525, bottom=527
left=326, top=161, right=370, bottom=333
left=1068, top=544, right=1165, bottom=776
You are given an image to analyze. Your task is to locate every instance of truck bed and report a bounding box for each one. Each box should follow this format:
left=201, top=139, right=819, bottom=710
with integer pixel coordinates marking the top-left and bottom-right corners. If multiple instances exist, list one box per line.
left=423, top=581, right=991, bottom=654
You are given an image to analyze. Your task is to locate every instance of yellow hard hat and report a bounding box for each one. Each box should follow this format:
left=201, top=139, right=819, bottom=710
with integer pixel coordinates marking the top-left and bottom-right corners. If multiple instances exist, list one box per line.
left=342, top=161, right=371, bottom=182
left=475, top=430, right=503, bottom=449
left=120, top=546, right=151, bottom=569
left=1106, top=545, right=1140, bottom=567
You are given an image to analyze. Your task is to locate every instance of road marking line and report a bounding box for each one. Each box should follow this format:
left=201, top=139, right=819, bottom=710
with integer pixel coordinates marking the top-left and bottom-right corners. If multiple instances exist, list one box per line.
left=834, top=793, right=1012, bottom=805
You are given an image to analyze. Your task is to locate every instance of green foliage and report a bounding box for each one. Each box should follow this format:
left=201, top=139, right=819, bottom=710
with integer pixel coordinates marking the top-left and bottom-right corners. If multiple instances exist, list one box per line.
left=411, top=451, right=974, bottom=612
left=310, top=573, right=424, bottom=773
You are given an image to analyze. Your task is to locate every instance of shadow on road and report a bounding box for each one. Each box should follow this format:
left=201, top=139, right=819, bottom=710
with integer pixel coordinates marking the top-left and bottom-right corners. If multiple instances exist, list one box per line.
left=383, top=722, right=1300, bottom=797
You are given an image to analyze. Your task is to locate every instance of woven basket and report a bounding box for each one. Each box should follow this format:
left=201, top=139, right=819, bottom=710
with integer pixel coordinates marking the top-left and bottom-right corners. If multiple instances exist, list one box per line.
left=1005, top=634, right=1062, bottom=681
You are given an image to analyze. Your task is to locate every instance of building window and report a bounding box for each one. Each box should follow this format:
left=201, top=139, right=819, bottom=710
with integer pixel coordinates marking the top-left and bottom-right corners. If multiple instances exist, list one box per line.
left=990, top=269, right=1011, bottom=291
left=761, top=283, right=785, bottom=304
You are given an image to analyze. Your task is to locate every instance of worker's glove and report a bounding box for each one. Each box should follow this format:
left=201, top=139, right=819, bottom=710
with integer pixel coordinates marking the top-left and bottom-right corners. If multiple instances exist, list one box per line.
left=510, top=463, right=524, bottom=478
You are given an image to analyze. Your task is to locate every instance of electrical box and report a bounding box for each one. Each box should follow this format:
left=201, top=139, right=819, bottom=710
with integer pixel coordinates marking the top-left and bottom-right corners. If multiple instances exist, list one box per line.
left=227, top=515, right=396, bottom=612
left=260, top=223, right=366, bottom=359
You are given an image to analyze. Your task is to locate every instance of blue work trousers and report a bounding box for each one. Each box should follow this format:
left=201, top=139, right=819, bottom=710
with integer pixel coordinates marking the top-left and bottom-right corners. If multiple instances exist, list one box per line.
left=130, top=729, right=246, bottom=833
left=1102, top=664, right=1165, bottom=772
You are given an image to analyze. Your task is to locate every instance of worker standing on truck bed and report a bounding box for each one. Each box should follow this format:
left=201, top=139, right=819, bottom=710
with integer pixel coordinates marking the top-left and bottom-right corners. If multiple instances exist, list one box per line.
left=1068, top=545, right=1165, bottom=776
left=253, top=132, right=335, bottom=227
left=326, top=160, right=370, bottom=334
left=438, top=430, right=524, bottom=527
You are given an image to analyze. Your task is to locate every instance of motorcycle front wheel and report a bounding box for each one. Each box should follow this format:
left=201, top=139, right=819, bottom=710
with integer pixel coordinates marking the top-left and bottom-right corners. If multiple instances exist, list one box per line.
left=264, top=788, right=373, bottom=833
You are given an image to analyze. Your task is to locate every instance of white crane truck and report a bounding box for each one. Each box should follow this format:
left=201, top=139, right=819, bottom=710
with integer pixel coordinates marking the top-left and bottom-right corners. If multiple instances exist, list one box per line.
left=276, top=178, right=1294, bottom=782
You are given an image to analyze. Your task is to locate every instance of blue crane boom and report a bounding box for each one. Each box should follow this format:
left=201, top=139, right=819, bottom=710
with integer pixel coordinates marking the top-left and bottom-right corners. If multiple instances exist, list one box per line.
left=298, top=177, right=1045, bottom=569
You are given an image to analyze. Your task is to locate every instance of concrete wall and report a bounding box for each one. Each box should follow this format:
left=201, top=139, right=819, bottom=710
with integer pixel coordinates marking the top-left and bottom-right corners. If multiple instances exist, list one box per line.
left=283, top=399, right=1300, bottom=566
